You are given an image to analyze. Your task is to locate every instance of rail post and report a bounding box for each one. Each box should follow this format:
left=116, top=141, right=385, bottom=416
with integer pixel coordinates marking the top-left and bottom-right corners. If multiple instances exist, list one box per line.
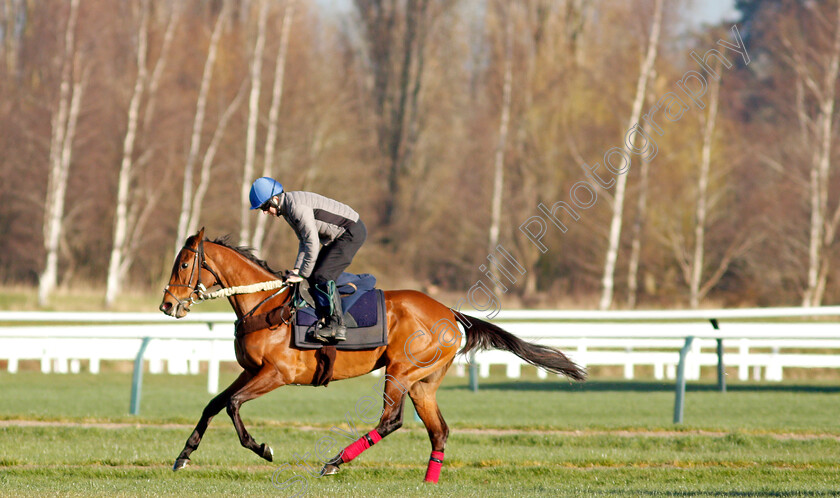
left=207, top=323, right=220, bottom=394
left=709, top=319, right=725, bottom=393
left=673, top=336, right=695, bottom=424
left=130, top=337, right=152, bottom=415
left=468, top=350, right=479, bottom=392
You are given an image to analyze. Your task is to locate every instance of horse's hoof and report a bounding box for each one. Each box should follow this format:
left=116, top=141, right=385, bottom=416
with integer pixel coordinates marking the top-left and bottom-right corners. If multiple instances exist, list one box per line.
left=173, top=458, right=190, bottom=471
left=321, top=463, right=341, bottom=476
left=261, top=443, right=274, bottom=462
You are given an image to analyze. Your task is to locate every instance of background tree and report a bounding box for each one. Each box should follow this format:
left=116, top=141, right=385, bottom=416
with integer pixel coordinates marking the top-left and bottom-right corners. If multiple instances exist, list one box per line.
left=251, top=0, right=296, bottom=254
left=105, top=0, right=182, bottom=307
left=2, top=0, right=840, bottom=311
left=39, top=0, right=84, bottom=306
left=174, top=0, right=231, bottom=257
left=598, top=0, right=663, bottom=310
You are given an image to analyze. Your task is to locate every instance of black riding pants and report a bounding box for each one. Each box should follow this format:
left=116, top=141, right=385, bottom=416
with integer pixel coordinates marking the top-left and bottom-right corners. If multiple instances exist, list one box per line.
left=308, top=220, right=367, bottom=288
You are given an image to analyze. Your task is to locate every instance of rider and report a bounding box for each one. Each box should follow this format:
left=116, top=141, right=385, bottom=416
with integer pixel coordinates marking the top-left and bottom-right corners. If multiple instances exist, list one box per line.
left=248, top=177, right=366, bottom=343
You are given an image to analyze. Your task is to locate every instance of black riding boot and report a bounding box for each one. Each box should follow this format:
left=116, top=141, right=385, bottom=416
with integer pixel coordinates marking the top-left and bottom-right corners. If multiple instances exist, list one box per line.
left=313, top=281, right=346, bottom=343
left=326, top=283, right=347, bottom=342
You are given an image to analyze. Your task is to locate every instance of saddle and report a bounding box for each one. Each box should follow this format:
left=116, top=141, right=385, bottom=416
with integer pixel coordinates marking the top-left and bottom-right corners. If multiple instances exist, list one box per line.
left=292, top=273, right=387, bottom=351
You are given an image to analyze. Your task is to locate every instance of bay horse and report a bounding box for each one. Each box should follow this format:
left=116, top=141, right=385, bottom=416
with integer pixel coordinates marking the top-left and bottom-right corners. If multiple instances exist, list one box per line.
left=159, top=228, right=585, bottom=482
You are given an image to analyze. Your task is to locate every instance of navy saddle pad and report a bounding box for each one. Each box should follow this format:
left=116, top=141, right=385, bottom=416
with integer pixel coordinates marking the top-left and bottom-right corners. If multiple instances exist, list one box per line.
left=293, top=274, right=387, bottom=350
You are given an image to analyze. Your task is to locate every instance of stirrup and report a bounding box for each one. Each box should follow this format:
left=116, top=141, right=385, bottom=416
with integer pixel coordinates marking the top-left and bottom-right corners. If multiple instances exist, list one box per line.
left=313, top=320, right=346, bottom=342
left=312, top=322, right=334, bottom=343
left=333, top=326, right=346, bottom=341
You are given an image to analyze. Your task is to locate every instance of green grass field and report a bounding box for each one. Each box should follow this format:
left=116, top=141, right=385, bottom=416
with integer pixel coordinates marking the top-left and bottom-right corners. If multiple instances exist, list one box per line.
left=1, top=370, right=839, bottom=497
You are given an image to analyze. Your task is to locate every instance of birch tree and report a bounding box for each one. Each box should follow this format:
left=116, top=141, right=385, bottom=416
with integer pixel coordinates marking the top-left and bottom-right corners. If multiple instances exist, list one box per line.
left=666, top=65, right=754, bottom=307
left=141, top=0, right=182, bottom=138
left=105, top=0, right=150, bottom=307
left=687, top=66, right=721, bottom=308
left=487, top=2, right=513, bottom=276
left=39, top=0, right=83, bottom=306
left=252, top=0, right=296, bottom=253
left=790, top=1, right=840, bottom=307
left=186, top=82, right=247, bottom=236
left=626, top=119, right=653, bottom=308
left=239, top=0, right=269, bottom=246
left=106, top=0, right=181, bottom=307
left=598, top=0, right=662, bottom=310
left=174, top=0, right=229, bottom=255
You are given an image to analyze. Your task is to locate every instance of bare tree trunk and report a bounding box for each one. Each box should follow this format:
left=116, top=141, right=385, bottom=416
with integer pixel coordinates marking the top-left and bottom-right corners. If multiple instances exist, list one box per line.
left=187, top=82, right=247, bottom=235
left=141, top=0, right=182, bottom=137
left=689, top=64, right=721, bottom=309
left=488, top=6, right=513, bottom=267
left=252, top=0, right=295, bottom=253
left=812, top=10, right=840, bottom=306
left=239, top=0, right=269, bottom=246
left=382, top=0, right=424, bottom=233
left=105, top=0, right=150, bottom=308
left=804, top=139, right=823, bottom=307
left=599, top=0, right=662, bottom=310
left=664, top=63, right=753, bottom=306
left=626, top=120, right=653, bottom=309
left=39, top=0, right=81, bottom=306
left=800, top=2, right=840, bottom=307
left=174, top=0, right=229, bottom=255
left=355, top=0, right=429, bottom=240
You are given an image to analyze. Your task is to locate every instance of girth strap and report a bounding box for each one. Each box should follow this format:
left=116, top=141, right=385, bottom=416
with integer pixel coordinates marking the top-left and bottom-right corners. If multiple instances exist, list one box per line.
left=235, top=305, right=295, bottom=337
left=311, top=346, right=336, bottom=387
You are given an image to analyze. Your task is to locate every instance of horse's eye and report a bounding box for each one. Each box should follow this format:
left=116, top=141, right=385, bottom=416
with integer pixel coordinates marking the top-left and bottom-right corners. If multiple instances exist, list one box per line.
left=181, top=262, right=189, bottom=269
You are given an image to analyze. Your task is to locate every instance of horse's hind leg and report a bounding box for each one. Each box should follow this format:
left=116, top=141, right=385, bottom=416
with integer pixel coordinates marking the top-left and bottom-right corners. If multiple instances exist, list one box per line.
left=407, top=367, right=450, bottom=483
left=226, top=365, right=285, bottom=461
left=321, top=372, right=409, bottom=476
left=173, top=370, right=254, bottom=470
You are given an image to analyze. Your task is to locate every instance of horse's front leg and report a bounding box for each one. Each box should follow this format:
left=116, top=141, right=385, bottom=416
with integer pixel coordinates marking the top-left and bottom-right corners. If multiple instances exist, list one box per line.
left=226, top=366, right=285, bottom=461
left=173, top=370, right=253, bottom=471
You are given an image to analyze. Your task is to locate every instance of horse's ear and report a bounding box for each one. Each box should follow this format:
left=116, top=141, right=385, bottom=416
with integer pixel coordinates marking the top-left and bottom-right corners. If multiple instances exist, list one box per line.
left=197, top=227, right=205, bottom=241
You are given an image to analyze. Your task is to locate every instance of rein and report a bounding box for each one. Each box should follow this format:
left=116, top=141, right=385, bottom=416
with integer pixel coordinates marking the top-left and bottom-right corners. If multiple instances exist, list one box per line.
left=200, top=278, right=297, bottom=329
left=198, top=279, right=288, bottom=301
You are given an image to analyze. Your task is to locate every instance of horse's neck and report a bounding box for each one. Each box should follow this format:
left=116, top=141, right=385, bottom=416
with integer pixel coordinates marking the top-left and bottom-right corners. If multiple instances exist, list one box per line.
left=213, top=249, right=277, bottom=288
left=208, top=243, right=288, bottom=316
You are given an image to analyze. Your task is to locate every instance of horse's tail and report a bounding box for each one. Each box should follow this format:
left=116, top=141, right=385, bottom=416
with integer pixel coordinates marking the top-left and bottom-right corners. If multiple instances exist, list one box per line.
left=453, top=311, right=586, bottom=382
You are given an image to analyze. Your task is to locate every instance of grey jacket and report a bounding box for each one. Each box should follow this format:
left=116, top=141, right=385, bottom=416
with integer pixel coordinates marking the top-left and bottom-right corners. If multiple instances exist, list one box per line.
left=278, top=191, right=360, bottom=277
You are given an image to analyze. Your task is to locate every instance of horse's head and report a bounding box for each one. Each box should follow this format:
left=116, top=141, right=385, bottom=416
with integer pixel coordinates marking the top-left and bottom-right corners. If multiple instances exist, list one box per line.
left=160, top=228, right=221, bottom=318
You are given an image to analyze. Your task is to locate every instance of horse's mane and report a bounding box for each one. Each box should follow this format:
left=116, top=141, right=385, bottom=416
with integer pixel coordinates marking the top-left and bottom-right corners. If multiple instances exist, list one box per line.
left=207, top=235, right=284, bottom=278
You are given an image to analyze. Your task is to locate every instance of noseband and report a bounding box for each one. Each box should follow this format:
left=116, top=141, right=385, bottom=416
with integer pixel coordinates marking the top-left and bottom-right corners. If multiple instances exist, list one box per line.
left=163, top=238, right=221, bottom=310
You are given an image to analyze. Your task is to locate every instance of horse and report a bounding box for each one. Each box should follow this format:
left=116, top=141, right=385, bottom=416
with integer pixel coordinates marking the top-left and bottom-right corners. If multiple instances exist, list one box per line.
left=159, top=228, right=586, bottom=482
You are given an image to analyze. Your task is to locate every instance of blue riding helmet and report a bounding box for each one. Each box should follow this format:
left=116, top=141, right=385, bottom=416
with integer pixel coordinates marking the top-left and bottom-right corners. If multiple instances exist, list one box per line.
left=249, top=177, right=284, bottom=210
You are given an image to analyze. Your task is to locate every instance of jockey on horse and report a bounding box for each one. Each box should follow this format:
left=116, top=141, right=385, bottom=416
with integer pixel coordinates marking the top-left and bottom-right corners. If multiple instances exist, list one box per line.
left=249, top=177, right=367, bottom=343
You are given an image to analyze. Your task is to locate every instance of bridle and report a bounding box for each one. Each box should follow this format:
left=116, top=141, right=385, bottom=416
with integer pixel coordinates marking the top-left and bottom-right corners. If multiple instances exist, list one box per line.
left=163, top=238, right=222, bottom=311
left=163, top=237, right=297, bottom=325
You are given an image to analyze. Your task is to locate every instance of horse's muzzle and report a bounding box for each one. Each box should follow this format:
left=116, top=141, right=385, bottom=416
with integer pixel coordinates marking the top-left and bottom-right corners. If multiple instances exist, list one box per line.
left=159, top=298, right=189, bottom=318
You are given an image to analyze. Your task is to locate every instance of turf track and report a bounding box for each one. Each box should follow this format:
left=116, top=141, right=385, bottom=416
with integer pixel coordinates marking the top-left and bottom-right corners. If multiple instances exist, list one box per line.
left=1, top=371, right=839, bottom=496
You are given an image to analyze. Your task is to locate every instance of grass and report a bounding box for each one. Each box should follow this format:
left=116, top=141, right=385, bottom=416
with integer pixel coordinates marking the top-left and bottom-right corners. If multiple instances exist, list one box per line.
left=1, top=371, right=840, bottom=496
left=2, top=370, right=840, bottom=432
left=1, top=423, right=839, bottom=496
